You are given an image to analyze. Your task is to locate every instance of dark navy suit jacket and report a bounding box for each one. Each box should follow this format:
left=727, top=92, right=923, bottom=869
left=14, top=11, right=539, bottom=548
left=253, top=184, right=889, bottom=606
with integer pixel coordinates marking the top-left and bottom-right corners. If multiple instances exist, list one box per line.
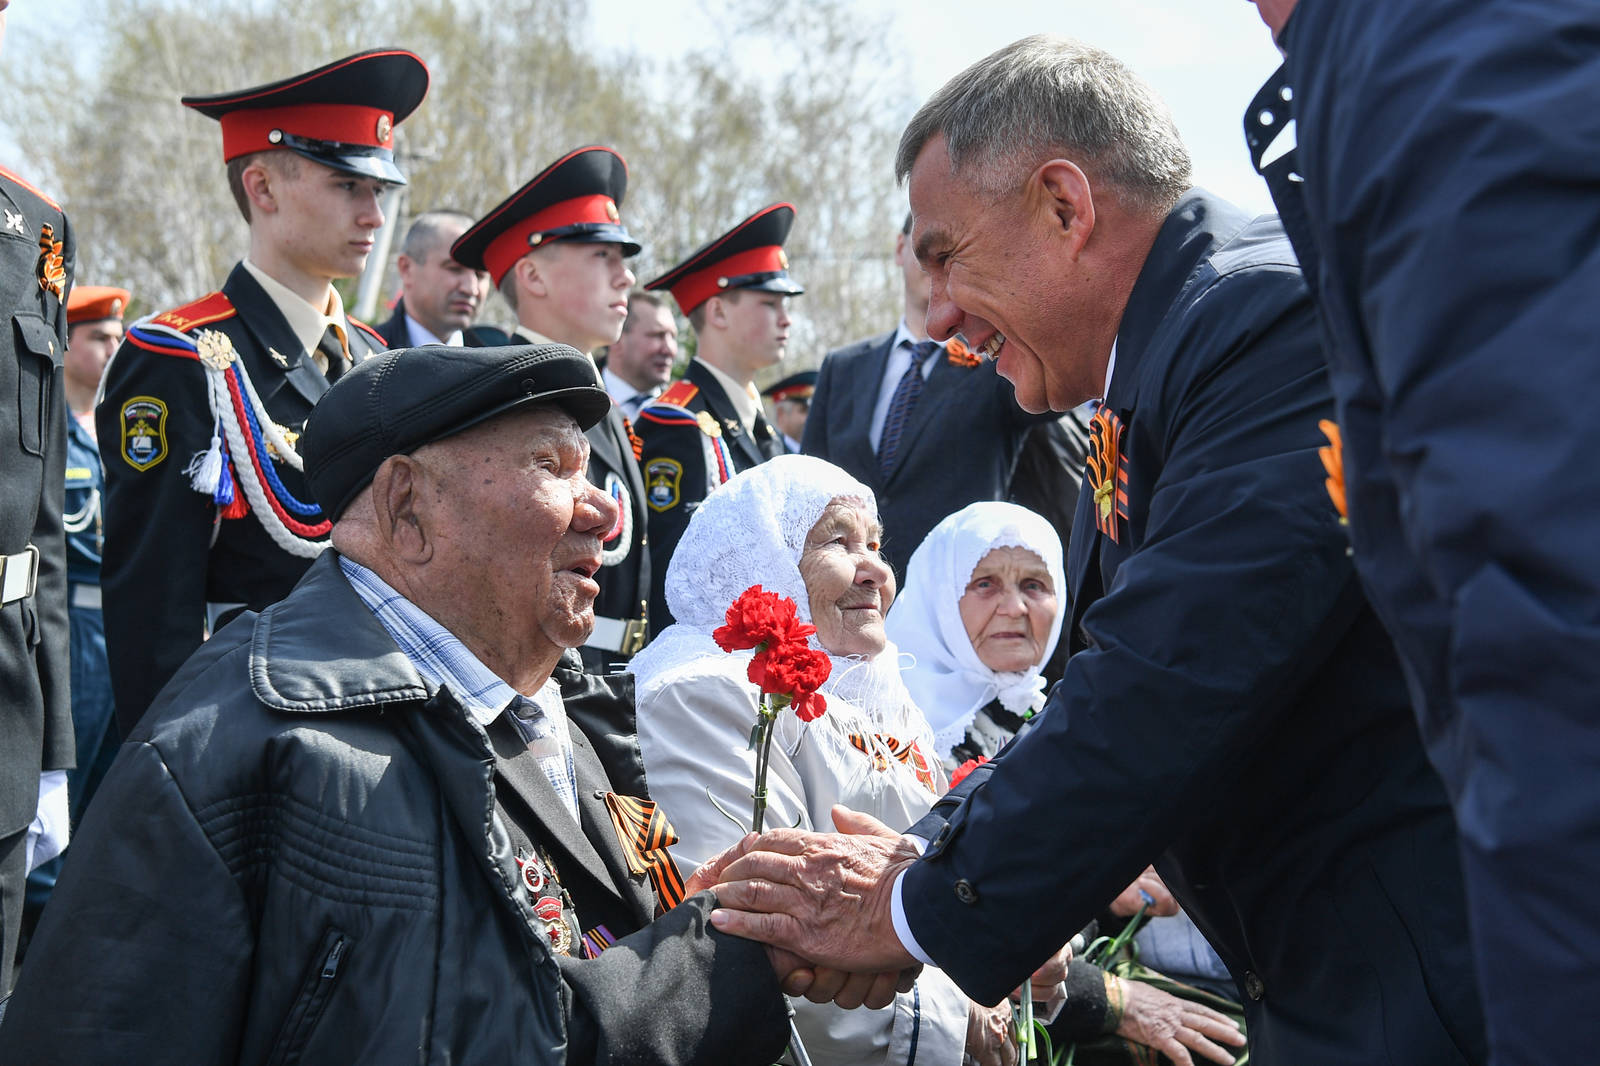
left=1247, top=3, right=1600, bottom=1060
left=902, top=192, right=1485, bottom=1065
left=803, top=331, right=1040, bottom=579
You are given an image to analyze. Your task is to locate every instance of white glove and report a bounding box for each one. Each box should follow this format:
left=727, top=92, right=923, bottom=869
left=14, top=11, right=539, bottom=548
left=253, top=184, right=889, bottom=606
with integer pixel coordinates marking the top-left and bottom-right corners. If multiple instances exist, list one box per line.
left=24, top=770, right=70, bottom=873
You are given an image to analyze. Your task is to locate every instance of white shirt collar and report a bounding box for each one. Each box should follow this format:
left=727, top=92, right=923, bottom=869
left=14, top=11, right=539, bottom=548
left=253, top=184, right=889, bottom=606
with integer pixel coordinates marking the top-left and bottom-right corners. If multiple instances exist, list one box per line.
left=1101, top=340, right=1119, bottom=403
left=242, top=258, right=349, bottom=357
left=405, top=312, right=462, bottom=348
left=601, top=366, right=657, bottom=407
left=696, top=358, right=760, bottom=432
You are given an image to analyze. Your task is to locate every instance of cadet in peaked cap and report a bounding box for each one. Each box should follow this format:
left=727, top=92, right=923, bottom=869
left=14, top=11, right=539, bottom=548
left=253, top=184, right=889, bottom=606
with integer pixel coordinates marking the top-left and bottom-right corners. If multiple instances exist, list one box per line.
left=97, top=49, right=429, bottom=731
left=634, top=204, right=801, bottom=632
left=453, top=147, right=651, bottom=673
left=763, top=369, right=816, bottom=454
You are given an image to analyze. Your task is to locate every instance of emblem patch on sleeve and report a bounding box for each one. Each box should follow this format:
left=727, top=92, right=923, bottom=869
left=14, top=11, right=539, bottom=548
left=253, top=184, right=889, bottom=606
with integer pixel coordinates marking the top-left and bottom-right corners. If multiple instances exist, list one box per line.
left=645, top=457, right=684, bottom=513
left=120, top=396, right=169, bottom=471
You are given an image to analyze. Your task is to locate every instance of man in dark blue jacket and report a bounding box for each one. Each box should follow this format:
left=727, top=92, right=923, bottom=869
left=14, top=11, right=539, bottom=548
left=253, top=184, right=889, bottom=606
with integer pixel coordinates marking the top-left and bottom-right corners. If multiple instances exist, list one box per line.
left=1243, top=3, right=1600, bottom=1061
left=704, top=35, right=1487, bottom=1066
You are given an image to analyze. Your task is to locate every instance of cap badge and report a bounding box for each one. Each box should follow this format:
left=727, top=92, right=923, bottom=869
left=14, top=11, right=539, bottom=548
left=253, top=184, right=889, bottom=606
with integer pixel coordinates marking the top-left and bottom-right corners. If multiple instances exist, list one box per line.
left=3, top=209, right=24, bottom=235
left=376, top=114, right=393, bottom=143
left=695, top=410, right=722, bottom=438
left=605, top=200, right=620, bottom=223
left=111, top=298, right=125, bottom=315
left=195, top=328, right=238, bottom=370
left=268, top=129, right=284, bottom=145
left=778, top=249, right=789, bottom=269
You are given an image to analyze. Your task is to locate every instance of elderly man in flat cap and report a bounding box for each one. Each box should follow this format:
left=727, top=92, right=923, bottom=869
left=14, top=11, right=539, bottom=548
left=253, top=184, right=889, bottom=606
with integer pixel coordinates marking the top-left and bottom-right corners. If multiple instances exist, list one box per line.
left=0, top=342, right=879, bottom=1064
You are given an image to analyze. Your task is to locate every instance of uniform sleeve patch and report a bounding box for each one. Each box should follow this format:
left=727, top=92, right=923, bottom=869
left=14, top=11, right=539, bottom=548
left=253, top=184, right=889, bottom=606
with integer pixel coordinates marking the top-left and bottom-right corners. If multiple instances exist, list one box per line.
left=645, top=457, right=683, bottom=513
left=120, top=396, right=169, bottom=470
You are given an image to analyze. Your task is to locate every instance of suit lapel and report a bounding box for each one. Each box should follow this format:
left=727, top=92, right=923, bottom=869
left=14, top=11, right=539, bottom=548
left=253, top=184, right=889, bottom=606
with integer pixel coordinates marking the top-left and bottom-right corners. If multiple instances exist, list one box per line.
left=570, top=727, right=657, bottom=923
left=487, top=715, right=629, bottom=911
left=223, top=265, right=327, bottom=408
left=587, top=406, right=627, bottom=479
left=845, top=334, right=895, bottom=480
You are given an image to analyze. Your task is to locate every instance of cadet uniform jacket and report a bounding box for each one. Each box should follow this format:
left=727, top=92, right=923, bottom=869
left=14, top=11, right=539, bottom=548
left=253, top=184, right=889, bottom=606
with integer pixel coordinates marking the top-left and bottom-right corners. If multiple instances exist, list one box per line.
left=96, top=263, right=385, bottom=731
left=635, top=359, right=783, bottom=633
left=0, top=165, right=74, bottom=838
left=901, top=192, right=1486, bottom=1065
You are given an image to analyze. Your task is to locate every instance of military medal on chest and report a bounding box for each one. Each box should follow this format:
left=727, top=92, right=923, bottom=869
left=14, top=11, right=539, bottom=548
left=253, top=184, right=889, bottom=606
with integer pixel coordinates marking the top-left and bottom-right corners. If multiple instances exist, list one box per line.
left=515, top=847, right=578, bottom=956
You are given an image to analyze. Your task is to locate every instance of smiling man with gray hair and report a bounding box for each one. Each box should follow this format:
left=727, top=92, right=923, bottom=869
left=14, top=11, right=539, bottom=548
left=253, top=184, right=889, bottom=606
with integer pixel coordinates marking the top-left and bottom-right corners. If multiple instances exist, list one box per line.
left=703, top=34, right=1488, bottom=1066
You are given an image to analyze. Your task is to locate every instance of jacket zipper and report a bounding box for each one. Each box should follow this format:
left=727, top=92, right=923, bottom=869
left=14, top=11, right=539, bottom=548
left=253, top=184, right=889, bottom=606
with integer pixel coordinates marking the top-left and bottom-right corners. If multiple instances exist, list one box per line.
left=265, top=928, right=350, bottom=1066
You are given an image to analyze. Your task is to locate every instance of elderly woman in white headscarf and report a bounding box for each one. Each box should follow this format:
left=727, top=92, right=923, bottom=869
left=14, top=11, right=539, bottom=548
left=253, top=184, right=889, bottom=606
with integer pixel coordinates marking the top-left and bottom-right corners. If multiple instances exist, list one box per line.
left=888, top=502, right=1248, bottom=1066
left=633, top=455, right=1014, bottom=1066
left=886, top=502, right=1066, bottom=769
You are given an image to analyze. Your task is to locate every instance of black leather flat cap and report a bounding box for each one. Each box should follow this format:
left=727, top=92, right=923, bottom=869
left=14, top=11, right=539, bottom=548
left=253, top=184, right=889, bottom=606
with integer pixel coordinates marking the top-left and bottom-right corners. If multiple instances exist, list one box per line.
left=303, top=343, right=612, bottom=519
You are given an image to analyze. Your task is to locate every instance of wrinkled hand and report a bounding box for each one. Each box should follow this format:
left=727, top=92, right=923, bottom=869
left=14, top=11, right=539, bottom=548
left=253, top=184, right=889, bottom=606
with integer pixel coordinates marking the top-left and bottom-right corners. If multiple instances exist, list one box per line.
left=1109, top=866, right=1179, bottom=918
left=691, top=812, right=919, bottom=1008
left=1115, top=978, right=1246, bottom=1066
left=965, top=998, right=1017, bottom=1066
left=708, top=805, right=920, bottom=973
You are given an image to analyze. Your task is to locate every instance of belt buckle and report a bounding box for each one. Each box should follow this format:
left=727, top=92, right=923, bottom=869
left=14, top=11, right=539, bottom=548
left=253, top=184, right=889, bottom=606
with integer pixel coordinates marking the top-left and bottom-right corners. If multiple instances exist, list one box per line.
left=0, top=544, right=40, bottom=604
left=620, top=618, right=647, bottom=657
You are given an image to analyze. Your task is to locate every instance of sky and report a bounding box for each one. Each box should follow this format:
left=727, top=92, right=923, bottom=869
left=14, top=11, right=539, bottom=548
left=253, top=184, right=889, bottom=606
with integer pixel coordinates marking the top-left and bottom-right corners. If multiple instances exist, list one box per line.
left=587, top=0, right=1285, bottom=214
left=2, top=0, right=1283, bottom=213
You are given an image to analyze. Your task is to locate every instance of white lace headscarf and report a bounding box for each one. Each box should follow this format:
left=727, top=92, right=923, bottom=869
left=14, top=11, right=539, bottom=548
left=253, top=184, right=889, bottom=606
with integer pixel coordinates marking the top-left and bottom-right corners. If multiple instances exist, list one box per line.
left=631, top=455, right=928, bottom=741
left=885, top=502, right=1066, bottom=758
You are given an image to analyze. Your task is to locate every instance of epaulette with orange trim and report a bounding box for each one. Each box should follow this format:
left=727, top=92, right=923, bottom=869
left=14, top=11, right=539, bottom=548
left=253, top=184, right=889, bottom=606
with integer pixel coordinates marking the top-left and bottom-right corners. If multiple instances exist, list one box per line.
left=348, top=316, right=386, bottom=348
left=657, top=380, right=699, bottom=408
left=0, top=164, right=61, bottom=212
left=148, top=291, right=237, bottom=333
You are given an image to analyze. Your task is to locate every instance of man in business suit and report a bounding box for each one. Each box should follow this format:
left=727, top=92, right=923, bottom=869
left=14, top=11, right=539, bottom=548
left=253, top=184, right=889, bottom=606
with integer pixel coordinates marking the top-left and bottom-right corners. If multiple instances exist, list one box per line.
left=1, top=344, right=817, bottom=1063
left=600, top=290, right=677, bottom=420
left=98, top=50, right=420, bottom=734
left=1245, top=3, right=1600, bottom=1060
left=0, top=0, right=75, bottom=986
left=452, top=147, right=651, bottom=673
left=704, top=36, right=1487, bottom=1065
left=635, top=204, right=797, bottom=633
left=373, top=210, right=508, bottom=349
left=804, top=213, right=1042, bottom=579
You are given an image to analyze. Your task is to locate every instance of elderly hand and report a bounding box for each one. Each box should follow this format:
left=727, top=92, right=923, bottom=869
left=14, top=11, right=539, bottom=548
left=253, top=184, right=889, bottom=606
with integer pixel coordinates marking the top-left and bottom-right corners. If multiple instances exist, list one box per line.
left=689, top=831, right=916, bottom=1009
left=965, top=998, right=1017, bottom=1066
left=1115, top=978, right=1246, bottom=1066
left=1109, top=866, right=1179, bottom=918
left=706, top=805, right=921, bottom=974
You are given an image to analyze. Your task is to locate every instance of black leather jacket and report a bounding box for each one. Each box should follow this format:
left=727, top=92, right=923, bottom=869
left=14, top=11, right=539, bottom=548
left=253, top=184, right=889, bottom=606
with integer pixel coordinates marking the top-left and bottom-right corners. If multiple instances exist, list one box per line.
left=1, top=553, right=787, bottom=1065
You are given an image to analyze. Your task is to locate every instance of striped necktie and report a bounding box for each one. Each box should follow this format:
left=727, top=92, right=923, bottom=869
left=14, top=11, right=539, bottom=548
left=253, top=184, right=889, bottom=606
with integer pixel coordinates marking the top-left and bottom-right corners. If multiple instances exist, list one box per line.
left=878, top=339, right=939, bottom=475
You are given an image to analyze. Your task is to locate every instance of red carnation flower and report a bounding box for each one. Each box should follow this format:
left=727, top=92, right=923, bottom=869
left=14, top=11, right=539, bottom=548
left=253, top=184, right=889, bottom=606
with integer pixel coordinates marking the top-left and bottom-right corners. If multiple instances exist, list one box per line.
left=949, top=756, right=990, bottom=789
left=714, top=585, right=815, bottom=652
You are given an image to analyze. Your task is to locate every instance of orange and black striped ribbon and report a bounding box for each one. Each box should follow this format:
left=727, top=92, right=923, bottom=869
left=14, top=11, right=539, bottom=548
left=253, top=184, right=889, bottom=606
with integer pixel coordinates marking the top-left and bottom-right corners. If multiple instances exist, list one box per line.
left=1087, top=409, right=1131, bottom=543
left=848, top=733, right=940, bottom=794
left=601, top=792, right=687, bottom=909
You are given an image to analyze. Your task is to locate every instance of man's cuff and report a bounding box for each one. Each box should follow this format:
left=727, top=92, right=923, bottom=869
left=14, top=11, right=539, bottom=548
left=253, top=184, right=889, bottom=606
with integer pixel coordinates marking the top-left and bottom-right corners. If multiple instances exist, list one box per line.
left=891, top=834, right=936, bottom=967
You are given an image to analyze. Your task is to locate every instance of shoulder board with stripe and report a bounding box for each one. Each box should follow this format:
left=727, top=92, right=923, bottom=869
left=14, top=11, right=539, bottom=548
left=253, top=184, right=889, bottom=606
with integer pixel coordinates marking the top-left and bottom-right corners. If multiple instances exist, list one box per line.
left=148, top=291, right=236, bottom=333
left=0, top=164, right=61, bottom=212
left=348, top=316, right=386, bottom=348
left=637, top=402, right=698, bottom=426
left=657, top=380, right=699, bottom=407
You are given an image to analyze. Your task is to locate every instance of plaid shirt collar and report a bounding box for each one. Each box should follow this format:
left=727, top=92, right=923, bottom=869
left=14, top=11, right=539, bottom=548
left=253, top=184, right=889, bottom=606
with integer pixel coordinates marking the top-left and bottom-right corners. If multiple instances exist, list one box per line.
left=338, top=555, right=560, bottom=727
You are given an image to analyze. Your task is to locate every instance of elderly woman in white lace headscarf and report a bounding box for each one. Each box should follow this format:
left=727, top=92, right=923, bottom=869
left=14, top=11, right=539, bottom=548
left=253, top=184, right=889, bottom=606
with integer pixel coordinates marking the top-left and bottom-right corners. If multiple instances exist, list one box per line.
left=633, top=455, right=1013, bottom=1066
left=886, top=502, right=1066, bottom=769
